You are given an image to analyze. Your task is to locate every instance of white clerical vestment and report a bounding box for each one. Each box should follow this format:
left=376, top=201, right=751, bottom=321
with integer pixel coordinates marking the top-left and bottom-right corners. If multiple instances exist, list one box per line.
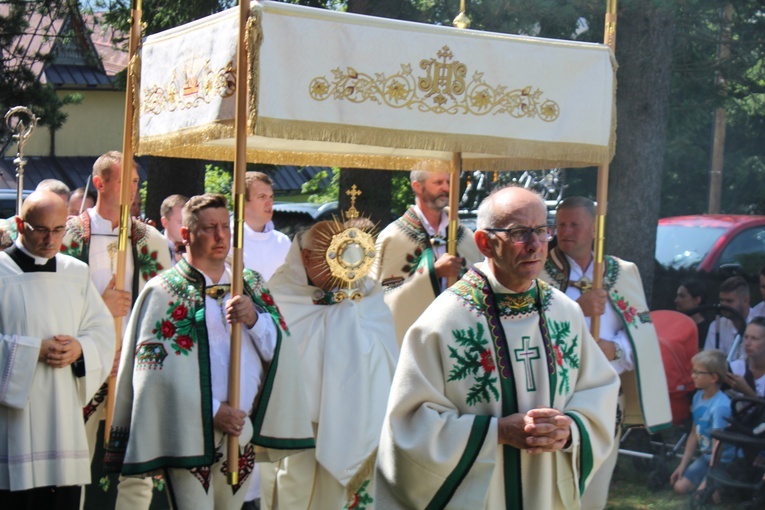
left=376, top=263, right=620, bottom=509
left=262, top=239, right=399, bottom=510
left=0, top=247, right=114, bottom=490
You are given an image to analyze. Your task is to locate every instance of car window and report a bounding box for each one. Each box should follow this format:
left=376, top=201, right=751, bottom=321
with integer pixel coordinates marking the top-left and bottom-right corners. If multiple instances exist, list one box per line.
left=655, top=225, right=727, bottom=269
left=714, top=227, right=765, bottom=275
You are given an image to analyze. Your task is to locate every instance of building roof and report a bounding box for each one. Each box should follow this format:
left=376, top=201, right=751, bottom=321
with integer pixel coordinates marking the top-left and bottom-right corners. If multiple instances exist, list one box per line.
left=0, top=4, right=126, bottom=90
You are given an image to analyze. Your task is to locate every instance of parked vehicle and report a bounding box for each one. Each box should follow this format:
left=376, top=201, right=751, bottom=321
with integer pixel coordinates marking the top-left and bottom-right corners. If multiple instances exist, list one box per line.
left=272, top=201, right=339, bottom=239
left=653, top=214, right=765, bottom=309
left=0, top=189, right=32, bottom=218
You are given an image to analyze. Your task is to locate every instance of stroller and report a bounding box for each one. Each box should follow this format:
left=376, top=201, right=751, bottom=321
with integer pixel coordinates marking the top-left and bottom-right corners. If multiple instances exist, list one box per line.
left=691, top=395, right=765, bottom=509
left=618, top=310, right=699, bottom=490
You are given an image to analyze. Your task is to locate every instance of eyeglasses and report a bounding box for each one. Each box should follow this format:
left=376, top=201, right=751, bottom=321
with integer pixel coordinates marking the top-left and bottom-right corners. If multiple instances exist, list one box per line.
left=691, top=370, right=713, bottom=376
left=24, top=222, right=67, bottom=237
left=484, top=226, right=554, bottom=244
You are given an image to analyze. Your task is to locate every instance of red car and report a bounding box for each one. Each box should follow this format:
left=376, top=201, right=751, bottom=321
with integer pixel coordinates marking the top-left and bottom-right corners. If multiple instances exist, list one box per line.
left=656, top=214, right=765, bottom=276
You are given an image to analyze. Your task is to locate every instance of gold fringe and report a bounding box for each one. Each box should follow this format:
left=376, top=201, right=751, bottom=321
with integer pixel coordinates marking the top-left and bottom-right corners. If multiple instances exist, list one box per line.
left=247, top=7, right=263, bottom=134
left=129, top=51, right=142, bottom=155
left=345, top=449, right=376, bottom=502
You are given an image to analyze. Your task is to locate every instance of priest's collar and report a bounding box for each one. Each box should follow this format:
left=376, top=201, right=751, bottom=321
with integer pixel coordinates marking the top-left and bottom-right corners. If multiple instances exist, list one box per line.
left=13, top=238, right=52, bottom=265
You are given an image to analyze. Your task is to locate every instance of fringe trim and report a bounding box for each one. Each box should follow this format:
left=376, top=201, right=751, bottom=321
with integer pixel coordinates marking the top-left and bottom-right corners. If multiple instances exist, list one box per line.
left=129, top=51, right=142, bottom=154
left=247, top=7, right=262, bottom=134
left=345, top=448, right=376, bottom=501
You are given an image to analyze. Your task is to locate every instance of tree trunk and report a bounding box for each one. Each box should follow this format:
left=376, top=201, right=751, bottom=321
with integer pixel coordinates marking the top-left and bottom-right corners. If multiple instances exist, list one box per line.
left=605, top=1, right=676, bottom=302
left=144, top=156, right=205, bottom=224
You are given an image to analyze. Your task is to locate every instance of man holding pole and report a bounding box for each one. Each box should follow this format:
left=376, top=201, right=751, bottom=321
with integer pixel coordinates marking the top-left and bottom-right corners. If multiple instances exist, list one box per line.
left=104, top=194, right=314, bottom=509
left=541, top=196, right=670, bottom=509
left=0, top=191, right=114, bottom=509
left=60, top=150, right=171, bottom=508
left=372, top=162, right=482, bottom=344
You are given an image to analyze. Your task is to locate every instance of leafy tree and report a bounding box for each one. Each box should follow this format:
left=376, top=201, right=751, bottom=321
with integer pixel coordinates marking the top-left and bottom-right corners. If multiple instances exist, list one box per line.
left=1, top=1, right=83, bottom=146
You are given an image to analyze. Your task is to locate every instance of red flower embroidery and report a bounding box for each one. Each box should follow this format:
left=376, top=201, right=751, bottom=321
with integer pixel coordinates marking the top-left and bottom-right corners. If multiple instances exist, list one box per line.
left=479, top=349, right=496, bottom=373
left=150, top=251, right=157, bottom=260
left=617, top=300, right=627, bottom=311
left=553, top=345, right=564, bottom=366
left=261, top=292, right=274, bottom=306
left=149, top=271, right=157, bottom=278
left=71, top=240, right=79, bottom=248
left=172, top=304, right=188, bottom=321
left=160, top=320, right=176, bottom=338
left=176, top=335, right=193, bottom=350
left=629, top=306, right=637, bottom=315
left=625, top=313, right=634, bottom=323
left=279, top=318, right=288, bottom=331
left=141, top=245, right=148, bottom=255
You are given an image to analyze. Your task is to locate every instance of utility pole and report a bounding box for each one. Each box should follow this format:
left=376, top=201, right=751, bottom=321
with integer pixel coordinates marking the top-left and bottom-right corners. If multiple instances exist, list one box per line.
left=708, top=2, right=732, bottom=214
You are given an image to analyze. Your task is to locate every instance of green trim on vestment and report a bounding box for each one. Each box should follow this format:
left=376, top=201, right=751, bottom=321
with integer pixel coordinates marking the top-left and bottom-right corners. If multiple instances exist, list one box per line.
left=566, top=412, right=593, bottom=496
left=249, top=326, right=315, bottom=449
left=425, top=415, right=491, bottom=510
left=424, top=247, right=440, bottom=297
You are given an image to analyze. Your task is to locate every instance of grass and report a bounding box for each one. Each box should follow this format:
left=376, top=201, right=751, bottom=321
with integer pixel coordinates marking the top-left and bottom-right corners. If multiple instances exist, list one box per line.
left=606, top=450, right=744, bottom=510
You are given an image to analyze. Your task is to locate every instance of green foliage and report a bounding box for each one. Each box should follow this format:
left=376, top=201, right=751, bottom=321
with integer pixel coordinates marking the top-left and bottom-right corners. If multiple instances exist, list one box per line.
left=301, top=168, right=340, bottom=203
left=1, top=1, right=84, bottom=133
left=391, top=173, right=414, bottom=216
left=204, top=164, right=233, bottom=209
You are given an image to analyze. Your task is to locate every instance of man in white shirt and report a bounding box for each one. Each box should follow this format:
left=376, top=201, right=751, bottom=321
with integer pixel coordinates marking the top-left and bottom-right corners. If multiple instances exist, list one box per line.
left=542, top=196, right=670, bottom=509
left=160, top=194, right=188, bottom=265
left=372, top=164, right=482, bottom=344
left=704, top=275, right=751, bottom=359
left=236, top=172, right=290, bottom=282
left=104, top=194, right=313, bottom=510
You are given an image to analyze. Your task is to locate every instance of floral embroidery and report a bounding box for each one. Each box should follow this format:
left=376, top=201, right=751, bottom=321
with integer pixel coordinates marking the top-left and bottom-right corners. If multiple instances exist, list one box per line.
left=60, top=238, right=82, bottom=258
left=345, top=479, right=373, bottom=509
left=83, top=383, right=108, bottom=421
left=610, top=291, right=639, bottom=328
left=220, top=443, right=255, bottom=495
left=447, top=323, right=500, bottom=406
left=255, top=289, right=289, bottom=334
left=546, top=319, right=580, bottom=396
left=190, top=450, right=222, bottom=493
left=401, top=247, right=423, bottom=276
left=137, top=243, right=164, bottom=281
left=152, top=300, right=198, bottom=355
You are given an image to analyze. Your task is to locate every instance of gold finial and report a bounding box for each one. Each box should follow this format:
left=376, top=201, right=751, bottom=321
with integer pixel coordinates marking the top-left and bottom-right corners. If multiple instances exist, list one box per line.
left=453, top=0, right=470, bottom=29
left=345, top=184, right=362, bottom=220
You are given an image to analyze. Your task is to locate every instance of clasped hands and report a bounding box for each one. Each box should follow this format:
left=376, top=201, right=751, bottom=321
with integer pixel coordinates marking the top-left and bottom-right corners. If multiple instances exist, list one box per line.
left=498, top=408, right=572, bottom=454
left=39, top=335, right=82, bottom=368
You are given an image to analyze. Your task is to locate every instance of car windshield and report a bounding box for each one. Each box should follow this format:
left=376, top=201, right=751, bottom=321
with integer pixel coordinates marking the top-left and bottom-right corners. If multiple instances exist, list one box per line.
left=655, top=225, right=727, bottom=269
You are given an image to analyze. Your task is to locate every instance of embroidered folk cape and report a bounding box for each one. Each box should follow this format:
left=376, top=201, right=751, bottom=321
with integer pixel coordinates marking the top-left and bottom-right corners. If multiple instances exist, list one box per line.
left=263, top=240, right=399, bottom=509
left=373, top=206, right=483, bottom=344
left=376, top=263, right=620, bottom=509
left=103, top=258, right=314, bottom=476
left=0, top=252, right=115, bottom=490
left=542, top=247, right=672, bottom=431
left=61, top=211, right=171, bottom=300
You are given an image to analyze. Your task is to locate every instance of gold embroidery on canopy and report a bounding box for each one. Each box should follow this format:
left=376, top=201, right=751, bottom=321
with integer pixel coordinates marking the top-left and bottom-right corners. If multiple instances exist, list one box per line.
left=141, top=59, right=237, bottom=116
left=309, top=45, right=560, bottom=121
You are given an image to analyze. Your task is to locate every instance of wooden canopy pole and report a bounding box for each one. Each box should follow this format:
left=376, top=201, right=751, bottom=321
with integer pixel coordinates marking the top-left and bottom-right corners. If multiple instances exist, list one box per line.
left=226, top=0, right=250, bottom=486
left=446, top=152, right=461, bottom=287
left=105, top=0, right=142, bottom=445
left=591, top=0, right=618, bottom=340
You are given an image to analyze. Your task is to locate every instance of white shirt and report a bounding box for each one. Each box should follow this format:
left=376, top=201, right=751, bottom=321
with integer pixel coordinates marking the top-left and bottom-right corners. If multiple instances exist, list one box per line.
left=412, top=205, right=448, bottom=290
left=730, top=359, right=765, bottom=397
left=202, top=266, right=277, bottom=418
left=87, top=209, right=134, bottom=335
left=238, top=221, right=291, bottom=281
left=704, top=316, right=744, bottom=360
left=563, top=253, right=634, bottom=374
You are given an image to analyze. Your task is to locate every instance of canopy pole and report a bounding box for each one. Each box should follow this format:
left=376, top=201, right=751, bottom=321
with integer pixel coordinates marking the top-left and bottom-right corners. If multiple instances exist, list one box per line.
left=446, top=152, right=461, bottom=287
left=591, top=0, right=618, bottom=340
left=106, top=0, right=142, bottom=446
left=227, top=0, right=250, bottom=486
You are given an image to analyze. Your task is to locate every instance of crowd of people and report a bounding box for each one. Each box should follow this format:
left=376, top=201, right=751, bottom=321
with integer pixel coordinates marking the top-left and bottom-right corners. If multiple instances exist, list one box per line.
left=0, top=151, right=763, bottom=509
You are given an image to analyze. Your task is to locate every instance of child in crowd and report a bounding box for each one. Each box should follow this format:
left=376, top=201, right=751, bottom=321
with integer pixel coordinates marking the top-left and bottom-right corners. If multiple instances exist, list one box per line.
left=671, top=350, right=736, bottom=495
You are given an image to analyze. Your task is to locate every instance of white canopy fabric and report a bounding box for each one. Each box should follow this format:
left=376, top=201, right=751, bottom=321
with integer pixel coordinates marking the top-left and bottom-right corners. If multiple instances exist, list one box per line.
left=136, top=1, right=616, bottom=171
